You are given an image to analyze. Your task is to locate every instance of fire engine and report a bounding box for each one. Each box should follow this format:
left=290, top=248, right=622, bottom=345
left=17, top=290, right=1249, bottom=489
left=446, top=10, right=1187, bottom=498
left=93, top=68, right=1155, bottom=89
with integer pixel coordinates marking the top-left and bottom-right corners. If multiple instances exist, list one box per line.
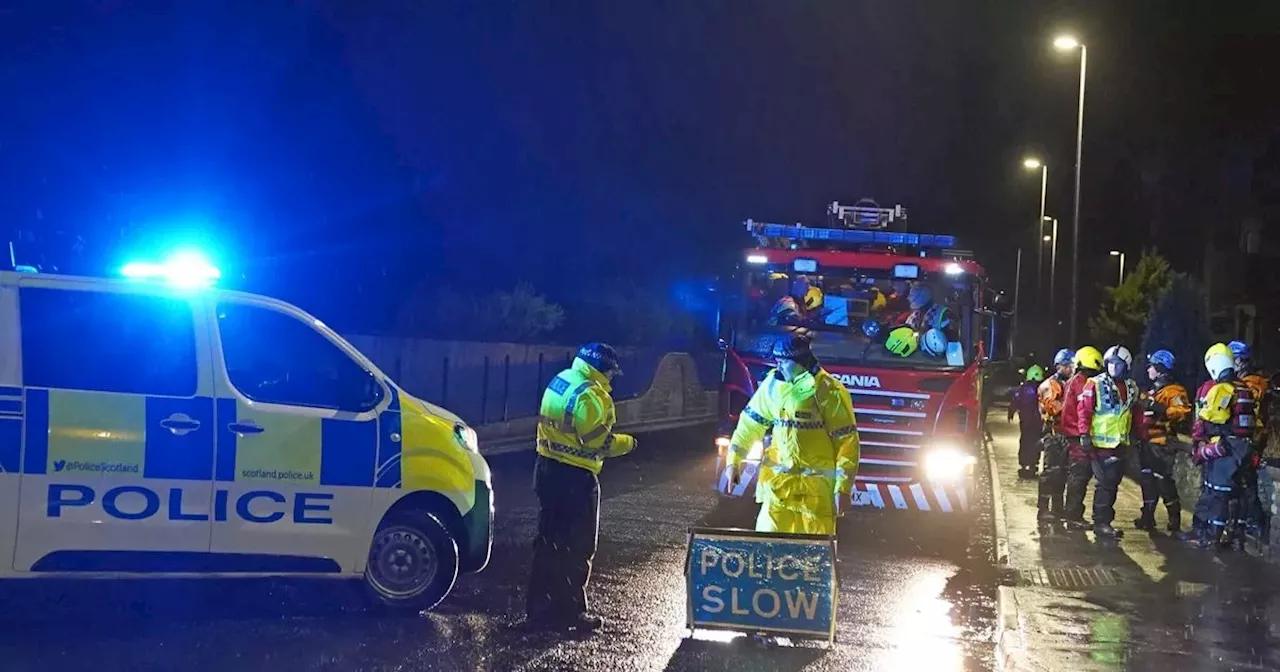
left=714, top=200, right=996, bottom=514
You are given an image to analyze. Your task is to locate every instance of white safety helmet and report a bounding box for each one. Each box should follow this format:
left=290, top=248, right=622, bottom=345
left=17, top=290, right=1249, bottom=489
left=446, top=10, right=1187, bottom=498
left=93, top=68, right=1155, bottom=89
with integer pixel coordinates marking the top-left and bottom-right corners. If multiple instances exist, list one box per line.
left=1206, top=351, right=1235, bottom=382
left=1103, top=345, right=1132, bottom=378
left=921, top=328, right=947, bottom=358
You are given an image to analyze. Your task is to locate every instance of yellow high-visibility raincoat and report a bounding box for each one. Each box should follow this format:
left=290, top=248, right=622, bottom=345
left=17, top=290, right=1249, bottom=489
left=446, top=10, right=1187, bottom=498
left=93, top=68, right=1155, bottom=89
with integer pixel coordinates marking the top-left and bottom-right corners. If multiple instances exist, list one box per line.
left=726, top=367, right=860, bottom=535
left=536, top=357, right=635, bottom=475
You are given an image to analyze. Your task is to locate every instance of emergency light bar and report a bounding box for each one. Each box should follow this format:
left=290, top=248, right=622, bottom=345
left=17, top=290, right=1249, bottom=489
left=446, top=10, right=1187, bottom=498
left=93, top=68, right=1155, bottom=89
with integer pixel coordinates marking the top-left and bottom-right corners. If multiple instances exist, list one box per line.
left=121, top=251, right=221, bottom=288
left=745, top=220, right=957, bottom=249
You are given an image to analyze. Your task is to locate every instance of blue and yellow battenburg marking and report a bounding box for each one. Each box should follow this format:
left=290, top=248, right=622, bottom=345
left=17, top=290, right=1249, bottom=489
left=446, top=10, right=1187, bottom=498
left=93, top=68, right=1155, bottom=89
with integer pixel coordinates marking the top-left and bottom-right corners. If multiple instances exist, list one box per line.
left=0, top=386, right=22, bottom=473
left=10, top=385, right=471, bottom=493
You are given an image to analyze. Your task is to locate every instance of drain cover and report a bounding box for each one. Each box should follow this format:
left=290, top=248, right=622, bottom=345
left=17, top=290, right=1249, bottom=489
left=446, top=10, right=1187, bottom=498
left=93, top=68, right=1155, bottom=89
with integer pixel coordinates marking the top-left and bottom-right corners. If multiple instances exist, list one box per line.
left=1018, top=566, right=1121, bottom=589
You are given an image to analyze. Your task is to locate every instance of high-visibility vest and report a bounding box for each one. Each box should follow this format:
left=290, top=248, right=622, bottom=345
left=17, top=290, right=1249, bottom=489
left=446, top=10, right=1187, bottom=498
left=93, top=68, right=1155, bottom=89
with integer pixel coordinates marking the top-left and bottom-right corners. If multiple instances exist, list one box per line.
left=1089, top=374, right=1139, bottom=448
left=535, top=358, right=635, bottom=474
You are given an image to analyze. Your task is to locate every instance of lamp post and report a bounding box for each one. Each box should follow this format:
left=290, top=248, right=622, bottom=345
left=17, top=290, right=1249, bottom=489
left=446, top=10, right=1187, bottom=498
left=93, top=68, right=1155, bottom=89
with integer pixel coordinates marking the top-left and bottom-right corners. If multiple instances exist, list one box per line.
left=1023, top=158, right=1048, bottom=316
left=1048, top=217, right=1059, bottom=321
left=1110, top=250, right=1126, bottom=285
left=1054, top=34, right=1087, bottom=344
left=1013, top=247, right=1022, bottom=355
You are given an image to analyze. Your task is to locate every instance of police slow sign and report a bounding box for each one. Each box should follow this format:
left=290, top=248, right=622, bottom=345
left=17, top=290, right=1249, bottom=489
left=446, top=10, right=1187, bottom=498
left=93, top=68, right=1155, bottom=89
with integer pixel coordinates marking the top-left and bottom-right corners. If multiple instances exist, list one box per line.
left=685, top=528, right=837, bottom=642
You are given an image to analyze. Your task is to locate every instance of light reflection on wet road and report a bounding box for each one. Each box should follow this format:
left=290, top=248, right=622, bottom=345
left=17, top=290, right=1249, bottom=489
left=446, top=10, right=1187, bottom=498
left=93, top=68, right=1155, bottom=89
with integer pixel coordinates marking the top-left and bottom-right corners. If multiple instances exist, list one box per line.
left=0, top=424, right=997, bottom=671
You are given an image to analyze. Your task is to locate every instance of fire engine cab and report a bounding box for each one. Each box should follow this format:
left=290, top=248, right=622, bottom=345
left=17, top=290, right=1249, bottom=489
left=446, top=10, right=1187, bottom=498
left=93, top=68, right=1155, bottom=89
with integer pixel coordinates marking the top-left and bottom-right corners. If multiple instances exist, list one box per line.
left=714, top=200, right=994, bottom=514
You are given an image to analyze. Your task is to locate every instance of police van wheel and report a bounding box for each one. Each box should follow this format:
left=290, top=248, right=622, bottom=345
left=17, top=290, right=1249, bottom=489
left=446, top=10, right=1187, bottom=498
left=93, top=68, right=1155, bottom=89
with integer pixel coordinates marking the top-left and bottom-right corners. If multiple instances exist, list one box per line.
left=363, top=510, right=460, bottom=612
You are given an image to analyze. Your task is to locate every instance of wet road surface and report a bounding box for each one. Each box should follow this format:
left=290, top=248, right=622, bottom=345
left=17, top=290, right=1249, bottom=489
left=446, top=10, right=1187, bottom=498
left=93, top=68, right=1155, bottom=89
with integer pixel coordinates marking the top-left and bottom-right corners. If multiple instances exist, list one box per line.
left=990, top=411, right=1280, bottom=671
left=0, top=424, right=997, bottom=671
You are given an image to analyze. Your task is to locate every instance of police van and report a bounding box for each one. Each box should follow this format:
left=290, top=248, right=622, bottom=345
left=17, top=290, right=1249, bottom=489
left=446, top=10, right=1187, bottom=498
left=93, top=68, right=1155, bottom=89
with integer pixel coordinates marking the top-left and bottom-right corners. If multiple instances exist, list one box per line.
left=0, top=260, right=493, bottom=611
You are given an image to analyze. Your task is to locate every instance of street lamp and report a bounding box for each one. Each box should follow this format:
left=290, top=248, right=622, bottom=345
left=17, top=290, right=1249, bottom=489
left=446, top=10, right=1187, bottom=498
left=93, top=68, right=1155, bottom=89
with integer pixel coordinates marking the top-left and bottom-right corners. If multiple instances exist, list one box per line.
left=1054, top=33, right=1087, bottom=344
left=1110, top=250, right=1126, bottom=285
left=1023, top=158, right=1048, bottom=320
left=1047, top=217, right=1059, bottom=320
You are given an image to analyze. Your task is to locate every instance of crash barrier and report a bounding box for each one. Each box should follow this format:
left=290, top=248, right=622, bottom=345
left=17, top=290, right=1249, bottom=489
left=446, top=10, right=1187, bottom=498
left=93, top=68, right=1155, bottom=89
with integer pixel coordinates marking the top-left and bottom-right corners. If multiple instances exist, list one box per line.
left=345, top=336, right=721, bottom=454
left=685, top=528, right=837, bottom=644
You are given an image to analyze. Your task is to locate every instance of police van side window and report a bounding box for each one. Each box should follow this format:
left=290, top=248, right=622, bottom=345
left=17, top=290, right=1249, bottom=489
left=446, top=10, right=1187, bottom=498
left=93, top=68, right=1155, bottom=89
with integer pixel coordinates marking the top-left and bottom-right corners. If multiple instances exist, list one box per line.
left=20, top=287, right=198, bottom=396
left=217, top=302, right=383, bottom=412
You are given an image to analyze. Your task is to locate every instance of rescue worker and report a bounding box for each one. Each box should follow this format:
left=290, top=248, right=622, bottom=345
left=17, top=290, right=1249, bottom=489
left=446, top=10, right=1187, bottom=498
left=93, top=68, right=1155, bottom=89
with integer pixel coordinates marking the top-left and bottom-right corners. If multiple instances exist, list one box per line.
left=721, top=334, right=860, bottom=535
left=769, top=277, right=823, bottom=326
left=1183, top=345, right=1257, bottom=548
left=526, top=342, right=636, bottom=632
left=1229, top=340, right=1266, bottom=539
left=1009, top=365, right=1046, bottom=479
left=1036, top=348, right=1074, bottom=521
left=1075, top=346, right=1140, bottom=539
left=1133, top=350, right=1192, bottom=532
left=1061, top=346, right=1104, bottom=530
left=903, top=284, right=951, bottom=335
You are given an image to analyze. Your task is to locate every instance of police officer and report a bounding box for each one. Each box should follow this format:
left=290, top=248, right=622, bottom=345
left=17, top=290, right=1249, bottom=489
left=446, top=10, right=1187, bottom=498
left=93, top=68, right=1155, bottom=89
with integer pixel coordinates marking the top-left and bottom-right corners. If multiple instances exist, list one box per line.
left=1075, top=346, right=1140, bottom=539
left=1009, top=365, right=1046, bottom=479
left=525, top=342, right=636, bottom=632
left=1184, top=345, right=1257, bottom=548
left=1037, top=348, right=1074, bottom=521
left=1134, top=350, right=1192, bottom=532
left=722, top=334, right=860, bottom=534
left=1061, top=346, right=1103, bottom=530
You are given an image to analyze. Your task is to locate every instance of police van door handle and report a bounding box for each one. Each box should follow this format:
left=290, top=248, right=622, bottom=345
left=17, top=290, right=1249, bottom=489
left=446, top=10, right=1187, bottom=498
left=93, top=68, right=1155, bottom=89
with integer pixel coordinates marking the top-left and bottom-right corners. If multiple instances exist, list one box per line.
left=228, top=421, right=265, bottom=436
left=160, top=413, right=202, bottom=436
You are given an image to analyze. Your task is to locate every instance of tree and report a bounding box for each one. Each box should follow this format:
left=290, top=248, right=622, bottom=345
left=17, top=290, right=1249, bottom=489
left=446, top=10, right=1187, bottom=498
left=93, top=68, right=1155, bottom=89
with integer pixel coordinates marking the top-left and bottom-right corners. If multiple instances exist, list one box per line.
left=1088, top=251, right=1174, bottom=347
left=396, top=282, right=564, bottom=342
left=1140, top=274, right=1213, bottom=387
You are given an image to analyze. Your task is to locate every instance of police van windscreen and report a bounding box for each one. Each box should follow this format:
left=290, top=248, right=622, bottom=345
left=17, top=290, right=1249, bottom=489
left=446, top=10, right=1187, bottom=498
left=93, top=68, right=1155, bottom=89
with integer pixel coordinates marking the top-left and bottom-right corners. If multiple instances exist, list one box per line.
left=732, top=267, right=977, bottom=370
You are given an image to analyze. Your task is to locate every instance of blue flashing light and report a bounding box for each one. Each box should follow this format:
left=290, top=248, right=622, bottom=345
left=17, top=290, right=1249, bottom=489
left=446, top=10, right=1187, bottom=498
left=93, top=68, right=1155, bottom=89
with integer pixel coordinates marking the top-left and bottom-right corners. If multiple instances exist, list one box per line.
left=122, top=251, right=221, bottom=288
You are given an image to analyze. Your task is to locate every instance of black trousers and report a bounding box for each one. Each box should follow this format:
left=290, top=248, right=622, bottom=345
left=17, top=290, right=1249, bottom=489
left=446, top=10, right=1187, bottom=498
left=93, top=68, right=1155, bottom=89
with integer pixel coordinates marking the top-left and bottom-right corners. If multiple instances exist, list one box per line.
left=1018, top=428, right=1043, bottom=470
left=1037, top=434, right=1069, bottom=516
left=1090, top=454, right=1126, bottom=526
left=526, top=455, right=600, bottom=621
left=1194, top=484, right=1232, bottom=529
left=1064, top=456, right=1093, bottom=522
left=1136, top=442, right=1181, bottom=517
left=1234, top=462, right=1262, bottom=531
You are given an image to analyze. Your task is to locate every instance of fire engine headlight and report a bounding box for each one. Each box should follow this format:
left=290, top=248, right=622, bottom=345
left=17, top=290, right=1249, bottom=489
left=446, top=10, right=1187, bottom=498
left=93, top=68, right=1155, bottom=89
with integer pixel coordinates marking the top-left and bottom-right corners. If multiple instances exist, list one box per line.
left=922, top=444, right=975, bottom=483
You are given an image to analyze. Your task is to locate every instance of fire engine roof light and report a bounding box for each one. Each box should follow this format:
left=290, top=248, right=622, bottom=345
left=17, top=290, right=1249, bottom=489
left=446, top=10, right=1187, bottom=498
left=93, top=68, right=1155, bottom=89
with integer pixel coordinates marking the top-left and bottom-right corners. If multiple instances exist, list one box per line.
left=746, top=221, right=958, bottom=249
left=944, top=262, right=965, bottom=276
left=122, top=251, right=221, bottom=288
left=746, top=254, right=769, bottom=265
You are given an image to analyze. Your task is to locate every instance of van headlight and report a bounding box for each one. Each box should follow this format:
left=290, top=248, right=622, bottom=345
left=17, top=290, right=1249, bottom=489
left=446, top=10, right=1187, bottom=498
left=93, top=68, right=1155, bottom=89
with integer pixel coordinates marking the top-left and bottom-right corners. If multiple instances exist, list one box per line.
left=922, top=444, right=975, bottom=483
left=455, top=423, right=479, bottom=453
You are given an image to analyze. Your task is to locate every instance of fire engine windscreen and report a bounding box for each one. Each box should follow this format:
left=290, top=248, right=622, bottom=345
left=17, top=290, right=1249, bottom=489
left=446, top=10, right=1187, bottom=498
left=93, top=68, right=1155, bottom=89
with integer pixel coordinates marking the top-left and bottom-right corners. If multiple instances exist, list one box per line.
left=733, top=268, right=977, bottom=369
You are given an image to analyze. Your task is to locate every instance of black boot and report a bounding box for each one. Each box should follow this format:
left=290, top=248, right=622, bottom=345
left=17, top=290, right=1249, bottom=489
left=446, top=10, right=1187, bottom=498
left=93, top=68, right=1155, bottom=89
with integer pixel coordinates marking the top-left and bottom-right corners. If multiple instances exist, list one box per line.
left=1063, top=517, right=1091, bottom=531
left=1094, top=523, right=1124, bottom=539
left=1133, top=503, right=1156, bottom=531
left=1187, top=524, right=1224, bottom=550
left=1166, top=505, right=1182, bottom=533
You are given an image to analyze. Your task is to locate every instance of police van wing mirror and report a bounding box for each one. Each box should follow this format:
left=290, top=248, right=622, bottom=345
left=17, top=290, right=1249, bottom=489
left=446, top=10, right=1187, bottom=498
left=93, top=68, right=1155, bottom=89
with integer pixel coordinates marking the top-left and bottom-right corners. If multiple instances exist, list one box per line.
left=343, top=371, right=384, bottom=412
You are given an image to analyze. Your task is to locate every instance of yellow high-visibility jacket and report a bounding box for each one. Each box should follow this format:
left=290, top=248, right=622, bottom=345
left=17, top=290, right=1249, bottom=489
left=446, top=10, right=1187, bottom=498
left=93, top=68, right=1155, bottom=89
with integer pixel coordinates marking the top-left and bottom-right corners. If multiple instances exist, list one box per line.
left=727, top=367, right=860, bottom=505
left=536, top=357, right=635, bottom=474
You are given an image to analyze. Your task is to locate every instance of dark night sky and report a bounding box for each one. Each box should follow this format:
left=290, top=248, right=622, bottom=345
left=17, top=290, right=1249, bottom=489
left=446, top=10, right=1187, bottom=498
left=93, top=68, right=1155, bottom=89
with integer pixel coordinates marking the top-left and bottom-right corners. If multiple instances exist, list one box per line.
left=2, top=1, right=1278, bottom=333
